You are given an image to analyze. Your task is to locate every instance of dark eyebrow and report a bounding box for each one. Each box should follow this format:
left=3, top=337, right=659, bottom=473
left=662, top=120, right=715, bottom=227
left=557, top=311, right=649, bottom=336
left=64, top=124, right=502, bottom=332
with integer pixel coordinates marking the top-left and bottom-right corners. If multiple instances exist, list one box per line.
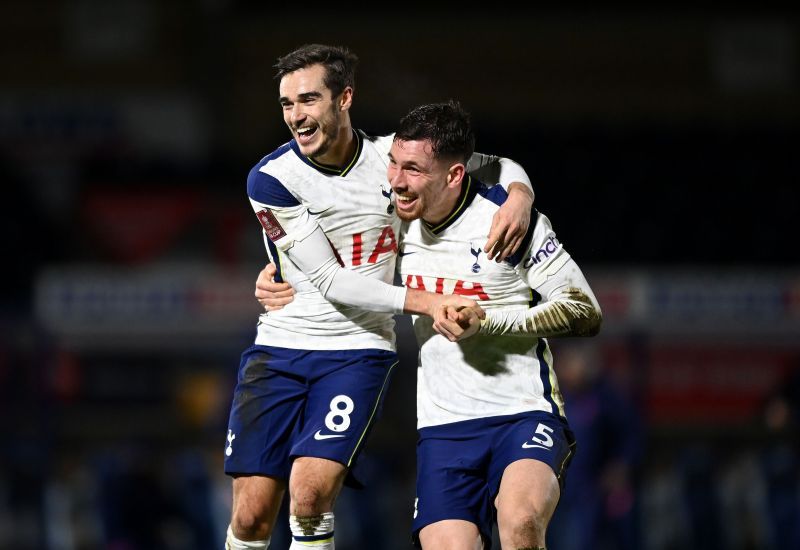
left=298, top=91, right=323, bottom=101
left=279, top=91, right=323, bottom=104
left=388, top=153, right=423, bottom=171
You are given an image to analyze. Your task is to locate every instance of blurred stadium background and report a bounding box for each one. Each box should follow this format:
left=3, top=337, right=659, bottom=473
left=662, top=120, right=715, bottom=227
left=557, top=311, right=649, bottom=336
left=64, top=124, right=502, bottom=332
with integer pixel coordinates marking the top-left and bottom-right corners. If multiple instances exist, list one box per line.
left=2, top=3, right=799, bottom=549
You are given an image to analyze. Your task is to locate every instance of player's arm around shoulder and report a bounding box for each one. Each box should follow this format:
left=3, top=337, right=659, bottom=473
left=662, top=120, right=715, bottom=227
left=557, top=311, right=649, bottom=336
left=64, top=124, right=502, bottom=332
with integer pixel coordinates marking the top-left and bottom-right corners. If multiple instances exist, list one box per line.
left=480, top=181, right=534, bottom=263
left=247, top=161, right=412, bottom=314
left=467, top=153, right=535, bottom=261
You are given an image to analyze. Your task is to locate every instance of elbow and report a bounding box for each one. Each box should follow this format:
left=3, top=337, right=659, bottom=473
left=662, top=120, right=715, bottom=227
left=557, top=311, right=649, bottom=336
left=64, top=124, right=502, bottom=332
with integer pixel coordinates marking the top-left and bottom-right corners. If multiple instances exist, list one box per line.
left=302, top=261, right=339, bottom=301
left=560, top=287, right=602, bottom=337
left=315, top=278, right=342, bottom=305
left=571, top=307, right=602, bottom=337
left=585, top=311, right=603, bottom=337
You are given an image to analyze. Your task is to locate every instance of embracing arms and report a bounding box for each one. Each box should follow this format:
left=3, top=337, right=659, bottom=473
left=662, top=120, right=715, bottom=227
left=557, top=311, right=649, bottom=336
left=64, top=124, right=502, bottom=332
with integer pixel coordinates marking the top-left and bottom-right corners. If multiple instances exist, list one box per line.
left=249, top=151, right=534, bottom=320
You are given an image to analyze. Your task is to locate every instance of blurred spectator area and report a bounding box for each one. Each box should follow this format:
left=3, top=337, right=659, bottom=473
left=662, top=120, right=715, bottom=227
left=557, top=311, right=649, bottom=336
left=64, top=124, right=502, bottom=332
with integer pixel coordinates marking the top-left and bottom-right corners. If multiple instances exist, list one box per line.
left=1, top=4, right=798, bottom=268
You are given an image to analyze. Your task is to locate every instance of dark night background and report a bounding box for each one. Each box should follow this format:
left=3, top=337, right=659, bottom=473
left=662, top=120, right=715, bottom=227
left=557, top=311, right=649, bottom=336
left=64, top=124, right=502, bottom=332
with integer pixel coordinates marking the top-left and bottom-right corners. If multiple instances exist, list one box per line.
left=1, top=3, right=798, bottom=549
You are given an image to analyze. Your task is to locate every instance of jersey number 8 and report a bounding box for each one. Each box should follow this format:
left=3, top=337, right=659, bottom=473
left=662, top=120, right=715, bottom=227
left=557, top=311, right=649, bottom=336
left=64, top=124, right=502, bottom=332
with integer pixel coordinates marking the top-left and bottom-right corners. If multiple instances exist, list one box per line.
left=325, top=395, right=354, bottom=433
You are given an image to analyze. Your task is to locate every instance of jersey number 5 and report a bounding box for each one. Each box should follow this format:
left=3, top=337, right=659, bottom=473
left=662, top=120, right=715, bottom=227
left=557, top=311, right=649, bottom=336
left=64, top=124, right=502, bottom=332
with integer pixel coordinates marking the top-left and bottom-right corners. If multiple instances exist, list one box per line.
left=522, top=423, right=555, bottom=450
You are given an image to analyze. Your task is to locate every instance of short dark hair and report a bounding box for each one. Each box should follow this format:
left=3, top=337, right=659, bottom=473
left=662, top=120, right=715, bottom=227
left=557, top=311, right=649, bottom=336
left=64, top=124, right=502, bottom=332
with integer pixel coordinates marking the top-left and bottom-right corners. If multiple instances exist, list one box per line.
left=394, top=100, right=475, bottom=163
left=274, top=44, right=358, bottom=98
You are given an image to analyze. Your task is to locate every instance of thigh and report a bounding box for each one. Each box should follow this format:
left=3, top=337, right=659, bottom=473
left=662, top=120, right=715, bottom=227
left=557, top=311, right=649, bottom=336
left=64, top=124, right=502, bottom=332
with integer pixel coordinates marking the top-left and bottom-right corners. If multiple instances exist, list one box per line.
left=495, top=458, right=560, bottom=517
left=495, top=460, right=560, bottom=550
left=488, top=411, right=576, bottom=497
left=292, top=349, right=398, bottom=471
left=419, top=519, right=483, bottom=550
left=225, top=345, right=308, bottom=479
left=412, top=428, right=492, bottom=547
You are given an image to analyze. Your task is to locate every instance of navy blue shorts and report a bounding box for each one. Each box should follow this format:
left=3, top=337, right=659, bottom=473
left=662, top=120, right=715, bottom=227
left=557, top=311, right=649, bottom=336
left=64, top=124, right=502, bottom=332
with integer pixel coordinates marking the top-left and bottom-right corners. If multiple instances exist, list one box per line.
left=224, top=345, right=398, bottom=485
left=412, top=411, right=576, bottom=548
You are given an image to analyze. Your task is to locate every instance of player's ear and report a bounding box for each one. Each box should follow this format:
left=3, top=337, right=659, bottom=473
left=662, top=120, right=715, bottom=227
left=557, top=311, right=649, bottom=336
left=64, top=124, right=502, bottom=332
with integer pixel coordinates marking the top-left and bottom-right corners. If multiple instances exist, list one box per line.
left=446, top=163, right=466, bottom=189
left=339, top=86, right=353, bottom=112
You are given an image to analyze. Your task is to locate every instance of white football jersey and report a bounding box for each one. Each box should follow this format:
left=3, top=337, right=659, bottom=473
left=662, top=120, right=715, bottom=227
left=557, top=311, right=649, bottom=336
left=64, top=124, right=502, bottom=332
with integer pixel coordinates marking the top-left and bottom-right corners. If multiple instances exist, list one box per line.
left=248, top=130, right=400, bottom=351
left=397, top=177, right=572, bottom=428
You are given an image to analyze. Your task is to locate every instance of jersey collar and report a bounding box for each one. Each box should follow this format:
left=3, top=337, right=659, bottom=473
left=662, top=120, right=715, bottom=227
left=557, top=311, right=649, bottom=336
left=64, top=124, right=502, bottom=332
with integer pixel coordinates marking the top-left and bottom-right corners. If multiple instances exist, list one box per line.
left=424, top=175, right=480, bottom=235
left=291, top=129, right=363, bottom=177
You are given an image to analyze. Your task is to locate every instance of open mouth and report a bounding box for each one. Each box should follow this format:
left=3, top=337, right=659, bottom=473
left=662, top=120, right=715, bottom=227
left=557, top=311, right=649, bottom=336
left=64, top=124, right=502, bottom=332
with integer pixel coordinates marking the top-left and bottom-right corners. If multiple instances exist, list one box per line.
left=296, top=126, right=318, bottom=144
left=395, top=193, right=418, bottom=210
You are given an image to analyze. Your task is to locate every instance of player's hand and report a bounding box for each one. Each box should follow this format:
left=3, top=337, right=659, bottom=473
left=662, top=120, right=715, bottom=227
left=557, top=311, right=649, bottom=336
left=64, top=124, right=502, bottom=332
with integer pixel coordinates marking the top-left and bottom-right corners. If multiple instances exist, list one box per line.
left=255, top=263, right=295, bottom=311
left=485, top=182, right=533, bottom=262
left=437, top=305, right=484, bottom=341
left=432, top=296, right=485, bottom=341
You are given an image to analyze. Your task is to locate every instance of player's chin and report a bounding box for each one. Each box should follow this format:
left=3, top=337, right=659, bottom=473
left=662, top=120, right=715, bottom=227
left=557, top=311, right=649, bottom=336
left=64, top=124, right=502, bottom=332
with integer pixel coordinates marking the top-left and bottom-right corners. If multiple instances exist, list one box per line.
left=395, top=201, right=421, bottom=221
left=395, top=210, right=417, bottom=222
left=296, top=133, right=325, bottom=156
left=297, top=142, right=321, bottom=157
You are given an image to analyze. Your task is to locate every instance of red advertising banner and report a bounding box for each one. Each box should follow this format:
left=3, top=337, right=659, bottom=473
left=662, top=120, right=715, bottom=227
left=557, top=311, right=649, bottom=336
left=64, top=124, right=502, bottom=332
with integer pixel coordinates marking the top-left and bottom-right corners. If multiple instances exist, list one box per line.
left=645, top=345, right=796, bottom=426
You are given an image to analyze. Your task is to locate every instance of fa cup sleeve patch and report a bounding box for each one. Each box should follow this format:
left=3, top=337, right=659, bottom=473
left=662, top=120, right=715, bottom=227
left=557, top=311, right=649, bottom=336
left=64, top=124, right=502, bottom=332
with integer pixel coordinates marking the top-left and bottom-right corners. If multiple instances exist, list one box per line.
left=256, top=209, right=287, bottom=241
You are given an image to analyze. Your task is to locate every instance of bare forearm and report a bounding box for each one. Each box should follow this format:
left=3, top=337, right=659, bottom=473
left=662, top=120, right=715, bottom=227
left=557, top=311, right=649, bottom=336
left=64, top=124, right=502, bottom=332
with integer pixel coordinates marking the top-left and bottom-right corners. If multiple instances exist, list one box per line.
left=507, top=181, right=534, bottom=202
left=403, top=288, right=438, bottom=316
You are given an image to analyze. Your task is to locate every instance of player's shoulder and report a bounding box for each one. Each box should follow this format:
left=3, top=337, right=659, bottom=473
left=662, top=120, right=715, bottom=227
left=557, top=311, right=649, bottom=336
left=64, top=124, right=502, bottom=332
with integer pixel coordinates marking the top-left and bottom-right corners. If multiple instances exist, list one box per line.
left=532, top=210, right=556, bottom=234
left=473, top=178, right=509, bottom=208
left=517, top=209, right=570, bottom=272
left=247, top=141, right=301, bottom=205
left=358, top=129, right=395, bottom=155
left=358, top=128, right=394, bottom=142
left=470, top=178, right=546, bottom=231
left=250, top=141, right=296, bottom=175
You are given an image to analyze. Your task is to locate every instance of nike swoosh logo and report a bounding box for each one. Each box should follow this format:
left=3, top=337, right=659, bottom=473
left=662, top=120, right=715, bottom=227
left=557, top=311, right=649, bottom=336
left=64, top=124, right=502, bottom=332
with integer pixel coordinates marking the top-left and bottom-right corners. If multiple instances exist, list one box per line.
left=314, top=430, right=345, bottom=440
left=398, top=250, right=416, bottom=257
left=521, top=442, right=550, bottom=450
left=308, top=207, right=333, bottom=216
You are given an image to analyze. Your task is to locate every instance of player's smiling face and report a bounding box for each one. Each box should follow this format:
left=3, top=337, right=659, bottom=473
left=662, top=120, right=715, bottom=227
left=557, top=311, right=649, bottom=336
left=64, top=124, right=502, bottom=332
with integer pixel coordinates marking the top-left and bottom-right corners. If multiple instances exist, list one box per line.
left=279, top=64, right=349, bottom=161
left=388, top=139, right=464, bottom=224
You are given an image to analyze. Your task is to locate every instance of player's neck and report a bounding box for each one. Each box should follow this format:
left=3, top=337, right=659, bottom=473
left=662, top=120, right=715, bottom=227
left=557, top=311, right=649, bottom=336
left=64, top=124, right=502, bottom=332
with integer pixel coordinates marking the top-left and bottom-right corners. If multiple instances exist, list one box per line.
left=422, top=189, right=461, bottom=226
left=313, top=124, right=355, bottom=169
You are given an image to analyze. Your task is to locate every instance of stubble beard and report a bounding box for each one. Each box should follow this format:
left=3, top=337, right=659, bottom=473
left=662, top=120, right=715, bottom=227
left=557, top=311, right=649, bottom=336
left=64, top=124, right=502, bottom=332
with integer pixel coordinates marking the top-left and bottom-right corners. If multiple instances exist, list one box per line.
left=307, top=108, right=342, bottom=161
left=395, top=209, right=415, bottom=221
left=395, top=197, right=425, bottom=222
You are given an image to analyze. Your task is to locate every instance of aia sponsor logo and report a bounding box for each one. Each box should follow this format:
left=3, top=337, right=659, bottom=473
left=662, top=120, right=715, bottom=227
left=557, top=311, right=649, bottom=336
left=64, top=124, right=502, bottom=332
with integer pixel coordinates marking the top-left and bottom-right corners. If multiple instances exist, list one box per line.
left=523, top=235, right=560, bottom=268
left=350, top=226, right=397, bottom=265
left=404, top=274, right=490, bottom=300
